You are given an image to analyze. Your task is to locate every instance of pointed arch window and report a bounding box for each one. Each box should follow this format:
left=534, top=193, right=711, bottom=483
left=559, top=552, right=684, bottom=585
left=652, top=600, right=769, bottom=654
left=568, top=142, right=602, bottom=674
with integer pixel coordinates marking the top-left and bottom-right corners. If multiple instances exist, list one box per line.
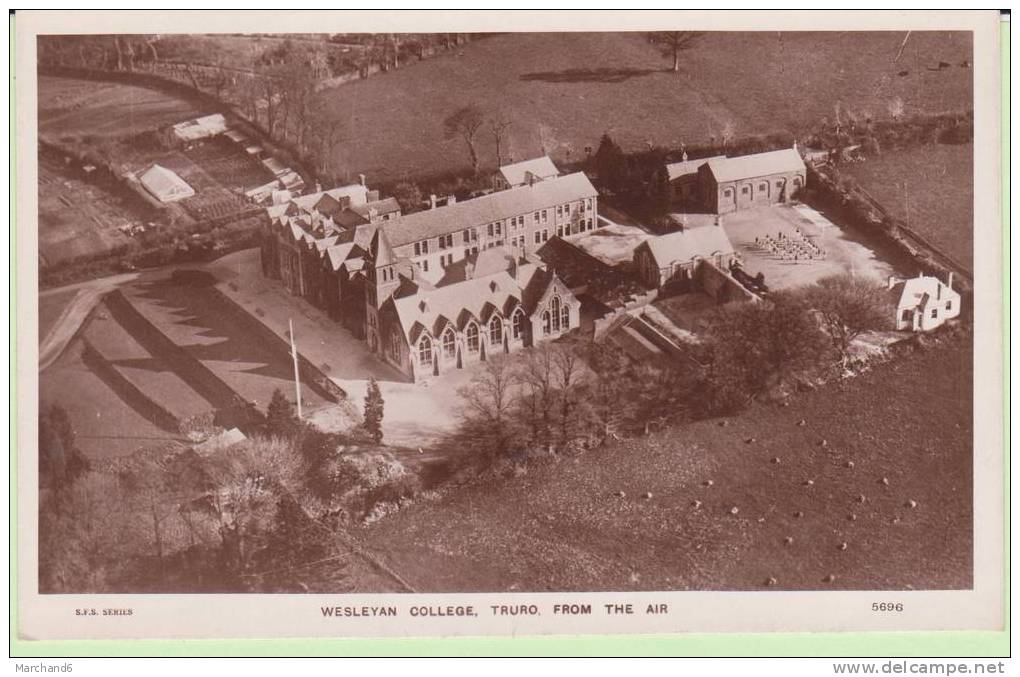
left=550, top=296, right=562, bottom=332
left=466, top=323, right=480, bottom=353
left=442, top=327, right=456, bottom=359
left=489, top=315, right=503, bottom=345
left=542, top=311, right=551, bottom=336
left=512, top=308, right=526, bottom=340
left=418, top=335, right=433, bottom=365
left=560, top=301, right=570, bottom=331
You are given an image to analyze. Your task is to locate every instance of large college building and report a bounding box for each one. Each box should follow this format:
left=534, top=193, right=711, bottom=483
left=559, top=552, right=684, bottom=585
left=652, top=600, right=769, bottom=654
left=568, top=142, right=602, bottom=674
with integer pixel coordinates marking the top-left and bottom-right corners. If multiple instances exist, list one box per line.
left=261, top=158, right=599, bottom=381
left=657, top=146, right=807, bottom=214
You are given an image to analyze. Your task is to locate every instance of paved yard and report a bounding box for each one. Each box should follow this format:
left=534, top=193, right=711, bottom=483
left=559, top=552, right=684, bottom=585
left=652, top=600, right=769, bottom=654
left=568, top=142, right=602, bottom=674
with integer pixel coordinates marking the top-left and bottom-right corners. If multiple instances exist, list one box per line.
left=206, top=249, right=470, bottom=447
left=571, top=223, right=651, bottom=266
left=714, top=203, right=898, bottom=291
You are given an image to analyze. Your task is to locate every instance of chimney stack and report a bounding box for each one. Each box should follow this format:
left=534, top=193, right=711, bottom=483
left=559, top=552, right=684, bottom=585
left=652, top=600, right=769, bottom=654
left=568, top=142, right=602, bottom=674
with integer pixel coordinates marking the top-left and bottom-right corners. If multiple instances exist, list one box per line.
left=887, top=275, right=898, bottom=290
left=946, top=272, right=954, bottom=290
left=314, top=182, right=322, bottom=194
left=682, top=150, right=688, bottom=162
left=429, top=194, right=437, bottom=209
left=793, top=140, right=799, bottom=153
left=358, top=173, right=366, bottom=187
left=447, top=195, right=456, bottom=205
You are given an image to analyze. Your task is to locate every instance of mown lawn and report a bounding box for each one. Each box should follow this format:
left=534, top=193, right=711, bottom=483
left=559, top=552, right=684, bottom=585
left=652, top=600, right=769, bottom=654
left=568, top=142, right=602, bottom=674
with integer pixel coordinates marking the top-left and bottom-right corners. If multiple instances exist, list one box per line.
left=360, top=331, right=973, bottom=592
left=842, top=142, right=974, bottom=272
left=315, top=31, right=972, bottom=182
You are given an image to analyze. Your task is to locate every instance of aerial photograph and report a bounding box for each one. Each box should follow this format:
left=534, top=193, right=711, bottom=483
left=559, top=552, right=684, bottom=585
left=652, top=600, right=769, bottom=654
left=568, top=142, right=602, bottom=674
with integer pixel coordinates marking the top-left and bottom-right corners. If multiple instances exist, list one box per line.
left=35, top=29, right=974, bottom=595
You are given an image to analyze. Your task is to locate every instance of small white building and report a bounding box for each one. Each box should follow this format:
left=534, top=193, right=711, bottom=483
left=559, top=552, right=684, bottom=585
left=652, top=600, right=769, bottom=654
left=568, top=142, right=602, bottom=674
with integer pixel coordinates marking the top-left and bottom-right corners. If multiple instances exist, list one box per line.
left=889, top=273, right=961, bottom=332
left=138, top=164, right=195, bottom=203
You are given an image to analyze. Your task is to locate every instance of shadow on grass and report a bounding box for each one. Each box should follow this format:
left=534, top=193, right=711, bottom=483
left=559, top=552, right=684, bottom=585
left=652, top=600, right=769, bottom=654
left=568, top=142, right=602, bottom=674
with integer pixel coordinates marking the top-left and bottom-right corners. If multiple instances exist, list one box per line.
left=520, top=67, right=663, bottom=83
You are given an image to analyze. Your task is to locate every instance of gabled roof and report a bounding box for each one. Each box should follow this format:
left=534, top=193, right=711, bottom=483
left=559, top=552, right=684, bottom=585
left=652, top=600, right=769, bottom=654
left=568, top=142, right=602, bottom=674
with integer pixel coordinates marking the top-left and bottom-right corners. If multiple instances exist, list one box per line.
left=639, top=225, right=735, bottom=268
left=392, top=270, right=522, bottom=342
left=325, top=242, right=360, bottom=271
left=351, top=197, right=402, bottom=219
left=139, top=164, right=195, bottom=202
left=172, top=113, right=228, bottom=142
left=704, top=148, right=806, bottom=183
left=498, top=156, right=560, bottom=186
left=370, top=228, right=396, bottom=267
left=664, top=155, right=725, bottom=181
left=266, top=184, right=370, bottom=220
left=379, top=172, right=597, bottom=247
left=891, top=275, right=958, bottom=309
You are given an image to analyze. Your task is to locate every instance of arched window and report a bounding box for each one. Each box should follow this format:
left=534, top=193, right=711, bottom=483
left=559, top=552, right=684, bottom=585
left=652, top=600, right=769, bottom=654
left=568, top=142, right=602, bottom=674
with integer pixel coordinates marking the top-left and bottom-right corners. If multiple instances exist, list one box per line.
left=550, top=296, right=561, bottom=332
left=512, top=308, right=526, bottom=340
left=542, top=311, right=551, bottom=336
left=559, top=301, right=570, bottom=330
left=418, top=335, right=432, bottom=365
left=489, top=315, right=502, bottom=345
left=442, top=327, right=456, bottom=359
left=466, top=323, right=480, bottom=353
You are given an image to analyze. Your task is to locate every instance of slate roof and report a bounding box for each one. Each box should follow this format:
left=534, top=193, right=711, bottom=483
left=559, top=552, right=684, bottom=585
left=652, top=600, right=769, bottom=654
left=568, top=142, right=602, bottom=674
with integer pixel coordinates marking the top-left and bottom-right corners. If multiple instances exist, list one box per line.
left=890, top=275, right=957, bottom=309
left=704, top=148, right=806, bottom=183
left=639, top=225, right=735, bottom=268
left=392, top=268, right=540, bottom=342
left=498, top=156, right=560, bottom=186
left=267, top=184, right=371, bottom=220
left=351, top=197, right=402, bottom=219
left=379, top=172, right=597, bottom=248
left=664, top=155, right=724, bottom=181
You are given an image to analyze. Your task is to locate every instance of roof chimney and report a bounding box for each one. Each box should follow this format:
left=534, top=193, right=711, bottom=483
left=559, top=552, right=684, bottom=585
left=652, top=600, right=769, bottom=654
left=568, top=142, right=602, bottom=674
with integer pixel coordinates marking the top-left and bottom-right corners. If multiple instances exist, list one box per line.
left=314, top=182, right=322, bottom=193
left=358, top=173, right=366, bottom=187
left=793, top=140, right=799, bottom=153
left=447, top=195, right=456, bottom=205
left=715, top=215, right=723, bottom=228
left=887, top=275, right=898, bottom=290
left=682, top=150, right=688, bottom=162
left=946, top=272, right=954, bottom=291
left=429, top=194, right=437, bottom=209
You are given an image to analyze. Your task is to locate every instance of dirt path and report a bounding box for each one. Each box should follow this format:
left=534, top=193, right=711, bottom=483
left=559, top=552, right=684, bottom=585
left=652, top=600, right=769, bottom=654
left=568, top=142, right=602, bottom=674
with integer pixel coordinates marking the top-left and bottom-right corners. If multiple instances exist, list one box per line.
left=39, top=286, right=109, bottom=372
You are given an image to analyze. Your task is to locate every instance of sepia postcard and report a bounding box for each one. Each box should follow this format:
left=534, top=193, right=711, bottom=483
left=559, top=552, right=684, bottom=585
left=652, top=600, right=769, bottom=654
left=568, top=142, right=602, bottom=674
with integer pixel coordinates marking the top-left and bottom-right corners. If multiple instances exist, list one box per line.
left=13, top=9, right=1005, bottom=642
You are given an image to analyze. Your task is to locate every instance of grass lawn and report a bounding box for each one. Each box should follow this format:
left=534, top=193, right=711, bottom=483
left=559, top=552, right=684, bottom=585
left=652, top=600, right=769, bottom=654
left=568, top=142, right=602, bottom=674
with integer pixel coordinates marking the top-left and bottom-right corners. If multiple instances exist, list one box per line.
left=359, top=330, right=972, bottom=592
left=315, top=31, right=971, bottom=183
left=38, top=76, right=206, bottom=141
left=842, top=142, right=973, bottom=273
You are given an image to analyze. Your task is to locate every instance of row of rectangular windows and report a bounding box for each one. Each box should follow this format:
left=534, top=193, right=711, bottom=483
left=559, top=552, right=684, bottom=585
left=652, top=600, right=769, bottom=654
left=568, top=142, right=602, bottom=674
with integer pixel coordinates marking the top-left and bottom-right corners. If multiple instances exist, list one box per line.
left=411, top=199, right=594, bottom=256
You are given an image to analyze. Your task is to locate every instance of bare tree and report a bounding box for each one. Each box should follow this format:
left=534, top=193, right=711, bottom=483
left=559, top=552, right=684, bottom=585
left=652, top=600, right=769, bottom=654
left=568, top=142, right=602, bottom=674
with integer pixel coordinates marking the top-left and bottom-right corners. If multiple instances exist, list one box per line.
left=444, top=105, right=486, bottom=175
left=490, top=118, right=513, bottom=168
left=456, top=356, right=518, bottom=459
left=807, top=274, right=893, bottom=368
left=551, top=344, right=588, bottom=449
left=517, top=346, right=557, bottom=450
left=647, top=31, right=704, bottom=73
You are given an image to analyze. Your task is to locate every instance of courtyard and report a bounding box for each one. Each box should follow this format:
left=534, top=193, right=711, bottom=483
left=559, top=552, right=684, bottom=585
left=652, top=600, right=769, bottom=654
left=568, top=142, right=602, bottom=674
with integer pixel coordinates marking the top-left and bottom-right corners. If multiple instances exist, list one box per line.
left=709, top=203, right=899, bottom=291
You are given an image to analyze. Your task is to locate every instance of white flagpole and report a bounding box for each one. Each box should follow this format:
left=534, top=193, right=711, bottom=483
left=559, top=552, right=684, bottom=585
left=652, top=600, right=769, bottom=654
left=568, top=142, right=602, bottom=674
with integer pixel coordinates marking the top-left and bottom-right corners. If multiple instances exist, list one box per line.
left=289, top=318, right=303, bottom=419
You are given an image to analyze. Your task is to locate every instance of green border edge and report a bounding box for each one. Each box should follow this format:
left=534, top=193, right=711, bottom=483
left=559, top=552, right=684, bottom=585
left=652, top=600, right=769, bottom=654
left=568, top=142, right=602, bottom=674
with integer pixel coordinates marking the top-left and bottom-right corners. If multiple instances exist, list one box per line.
left=8, top=15, right=1010, bottom=658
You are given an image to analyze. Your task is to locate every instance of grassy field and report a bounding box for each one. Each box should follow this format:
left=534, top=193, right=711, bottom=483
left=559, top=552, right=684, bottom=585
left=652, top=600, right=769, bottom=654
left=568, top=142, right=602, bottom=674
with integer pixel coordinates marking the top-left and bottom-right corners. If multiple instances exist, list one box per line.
left=38, top=76, right=206, bottom=141
left=315, top=31, right=972, bottom=183
left=360, top=331, right=972, bottom=592
left=842, top=142, right=974, bottom=272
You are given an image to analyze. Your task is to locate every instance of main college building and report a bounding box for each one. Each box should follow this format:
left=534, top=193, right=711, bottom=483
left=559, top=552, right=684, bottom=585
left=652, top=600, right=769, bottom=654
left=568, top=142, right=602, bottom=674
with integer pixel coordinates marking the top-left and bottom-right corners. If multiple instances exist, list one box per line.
left=261, top=158, right=599, bottom=381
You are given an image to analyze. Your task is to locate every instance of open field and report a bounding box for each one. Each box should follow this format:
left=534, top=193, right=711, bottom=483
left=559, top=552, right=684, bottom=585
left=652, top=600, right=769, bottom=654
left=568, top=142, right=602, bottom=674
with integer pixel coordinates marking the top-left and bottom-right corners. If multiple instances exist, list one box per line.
left=40, top=338, right=186, bottom=459
left=38, top=75, right=206, bottom=141
left=842, top=142, right=974, bottom=272
left=359, top=331, right=972, bottom=592
left=315, top=31, right=971, bottom=182
left=38, top=154, right=148, bottom=267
